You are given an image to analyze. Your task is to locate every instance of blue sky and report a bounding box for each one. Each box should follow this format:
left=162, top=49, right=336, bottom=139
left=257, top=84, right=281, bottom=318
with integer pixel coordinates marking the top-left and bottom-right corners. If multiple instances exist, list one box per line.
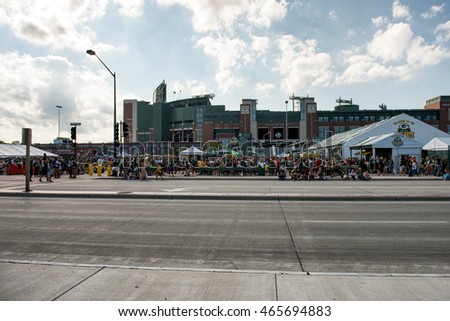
left=1, top=0, right=450, bottom=143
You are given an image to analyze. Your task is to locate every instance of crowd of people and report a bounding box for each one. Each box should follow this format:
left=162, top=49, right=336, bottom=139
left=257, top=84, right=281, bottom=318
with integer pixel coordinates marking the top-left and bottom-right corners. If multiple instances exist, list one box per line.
left=0, top=153, right=79, bottom=182
left=109, top=153, right=450, bottom=182
left=1, top=153, right=449, bottom=181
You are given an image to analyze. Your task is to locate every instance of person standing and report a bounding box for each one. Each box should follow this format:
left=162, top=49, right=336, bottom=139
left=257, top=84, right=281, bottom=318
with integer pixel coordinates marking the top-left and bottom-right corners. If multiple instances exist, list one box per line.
left=411, top=158, right=419, bottom=176
left=71, top=158, right=78, bottom=179
left=155, top=163, right=164, bottom=180
left=140, top=158, right=148, bottom=181
left=168, top=160, right=174, bottom=177
left=39, top=154, right=47, bottom=182
left=46, top=159, right=54, bottom=182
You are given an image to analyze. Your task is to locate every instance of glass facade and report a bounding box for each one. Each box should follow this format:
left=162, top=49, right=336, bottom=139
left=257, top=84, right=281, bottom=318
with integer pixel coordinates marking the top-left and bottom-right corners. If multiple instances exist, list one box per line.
left=318, top=126, right=330, bottom=140
left=333, top=126, right=345, bottom=134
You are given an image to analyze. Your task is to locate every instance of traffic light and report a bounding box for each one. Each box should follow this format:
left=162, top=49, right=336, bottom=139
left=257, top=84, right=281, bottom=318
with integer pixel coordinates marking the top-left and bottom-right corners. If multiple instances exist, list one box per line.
left=70, top=127, right=76, bottom=140
left=123, top=122, right=129, bottom=137
left=71, top=142, right=77, bottom=148
left=114, top=122, right=119, bottom=143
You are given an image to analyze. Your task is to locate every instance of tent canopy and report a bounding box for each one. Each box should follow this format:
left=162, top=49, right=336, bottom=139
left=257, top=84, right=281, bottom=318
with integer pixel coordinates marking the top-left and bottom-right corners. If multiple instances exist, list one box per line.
left=422, top=137, right=450, bottom=151
left=350, top=133, right=423, bottom=150
left=215, top=148, right=240, bottom=156
left=0, top=144, right=58, bottom=158
left=225, top=147, right=240, bottom=156
left=179, top=146, right=203, bottom=156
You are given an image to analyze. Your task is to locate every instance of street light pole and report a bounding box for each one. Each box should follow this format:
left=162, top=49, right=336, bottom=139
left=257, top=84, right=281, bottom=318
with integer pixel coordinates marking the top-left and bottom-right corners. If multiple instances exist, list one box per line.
left=86, top=49, right=117, bottom=157
left=56, top=105, right=62, bottom=138
left=285, top=100, right=288, bottom=144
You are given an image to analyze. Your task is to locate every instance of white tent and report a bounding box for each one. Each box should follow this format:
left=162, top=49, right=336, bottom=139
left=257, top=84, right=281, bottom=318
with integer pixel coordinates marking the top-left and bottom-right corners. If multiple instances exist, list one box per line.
left=422, top=137, right=450, bottom=151
left=350, top=133, right=423, bottom=172
left=312, top=113, right=450, bottom=159
left=0, top=144, right=58, bottom=157
left=179, top=146, right=203, bottom=156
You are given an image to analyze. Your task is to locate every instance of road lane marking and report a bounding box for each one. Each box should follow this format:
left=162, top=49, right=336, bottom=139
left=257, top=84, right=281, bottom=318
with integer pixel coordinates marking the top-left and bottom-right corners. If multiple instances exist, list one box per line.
left=2, top=259, right=450, bottom=278
left=160, top=188, right=190, bottom=192
left=302, top=220, right=448, bottom=224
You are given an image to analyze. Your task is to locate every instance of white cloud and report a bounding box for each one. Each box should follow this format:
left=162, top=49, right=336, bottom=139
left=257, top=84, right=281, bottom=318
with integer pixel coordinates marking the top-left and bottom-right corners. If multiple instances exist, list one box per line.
left=156, top=0, right=287, bottom=32
left=337, top=20, right=450, bottom=85
left=0, top=52, right=114, bottom=143
left=336, top=54, right=395, bottom=84
left=328, top=10, right=337, bottom=21
left=421, top=4, right=445, bottom=19
left=251, top=35, right=270, bottom=59
left=275, top=36, right=333, bottom=93
left=157, top=1, right=287, bottom=94
left=196, top=35, right=253, bottom=92
left=435, top=21, right=450, bottom=42
left=255, top=82, right=275, bottom=99
left=392, top=1, right=412, bottom=21
left=186, top=80, right=208, bottom=96
left=0, top=0, right=108, bottom=50
left=156, top=0, right=245, bottom=32
left=171, top=80, right=209, bottom=97
left=246, top=0, right=288, bottom=28
left=215, top=69, right=243, bottom=93
left=113, top=0, right=145, bottom=17
left=406, top=36, right=450, bottom=67
left=372, top=16, right=389, bottom=27
left=367, top=23, right=414, bottom=63
left=196, top=36, right=249, bottom=70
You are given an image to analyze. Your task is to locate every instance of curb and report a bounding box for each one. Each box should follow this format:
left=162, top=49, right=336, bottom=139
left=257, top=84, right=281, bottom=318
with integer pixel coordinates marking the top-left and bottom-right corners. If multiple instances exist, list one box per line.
left=87, top=175, right=443, bottom=181
left=1, top=190, right=450, bottom=201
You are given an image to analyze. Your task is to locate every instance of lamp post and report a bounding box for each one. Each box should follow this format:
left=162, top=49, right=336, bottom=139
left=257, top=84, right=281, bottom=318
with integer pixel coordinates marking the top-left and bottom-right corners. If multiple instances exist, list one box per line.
left=185, top=131, right=194, bottom=143
left=285, top=100, right=288, bottom=145
left=173, top=131, right=181, bottom=142
left=56, top=105, right=62, bottom=138
left=86, top=49, right=117, bottom=157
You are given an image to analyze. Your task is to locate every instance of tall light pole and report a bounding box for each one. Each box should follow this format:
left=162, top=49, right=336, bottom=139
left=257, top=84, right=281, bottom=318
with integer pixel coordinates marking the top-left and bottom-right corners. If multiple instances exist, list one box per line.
left=86, top=49, right=117, bottom=156
left=56, top=105, right=62, bottom=138
left=285, top=100, right=288, bottom=144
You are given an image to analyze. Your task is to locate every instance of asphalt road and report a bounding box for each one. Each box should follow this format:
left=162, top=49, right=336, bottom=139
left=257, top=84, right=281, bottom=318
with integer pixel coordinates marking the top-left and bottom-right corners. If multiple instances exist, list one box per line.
left=1, top=197, right=449, bottom=275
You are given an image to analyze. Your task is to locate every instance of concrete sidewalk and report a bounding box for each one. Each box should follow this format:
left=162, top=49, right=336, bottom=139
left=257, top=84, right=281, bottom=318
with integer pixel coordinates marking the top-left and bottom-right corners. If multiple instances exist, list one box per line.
left=1, top=260, right=449, bottom=301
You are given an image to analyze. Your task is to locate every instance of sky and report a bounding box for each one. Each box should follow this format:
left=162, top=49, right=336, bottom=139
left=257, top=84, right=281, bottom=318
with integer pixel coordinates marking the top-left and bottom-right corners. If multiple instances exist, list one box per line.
left=1, top=0, right=450, bottom=143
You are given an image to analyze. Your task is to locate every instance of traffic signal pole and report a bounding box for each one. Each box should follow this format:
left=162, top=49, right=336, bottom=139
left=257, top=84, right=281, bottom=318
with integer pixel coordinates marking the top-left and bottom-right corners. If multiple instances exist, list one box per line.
left=70, top=122, right=81, bottom=159
left=70, top=126, right=77, bottom=158
left=120, top=121, right=124, bottom=166
left=120, top=121, right=129, bottom=165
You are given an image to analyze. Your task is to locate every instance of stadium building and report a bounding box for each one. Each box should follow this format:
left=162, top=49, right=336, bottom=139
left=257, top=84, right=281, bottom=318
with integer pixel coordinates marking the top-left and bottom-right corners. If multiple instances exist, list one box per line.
left=34, top=82, right=450, bottom=158
left=123, top=81, right=450, bottom=154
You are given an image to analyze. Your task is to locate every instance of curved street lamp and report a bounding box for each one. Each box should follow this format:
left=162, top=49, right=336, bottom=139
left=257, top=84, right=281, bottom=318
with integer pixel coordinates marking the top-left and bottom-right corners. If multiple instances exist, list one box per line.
left=86, top=49, right=117, bottom=156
